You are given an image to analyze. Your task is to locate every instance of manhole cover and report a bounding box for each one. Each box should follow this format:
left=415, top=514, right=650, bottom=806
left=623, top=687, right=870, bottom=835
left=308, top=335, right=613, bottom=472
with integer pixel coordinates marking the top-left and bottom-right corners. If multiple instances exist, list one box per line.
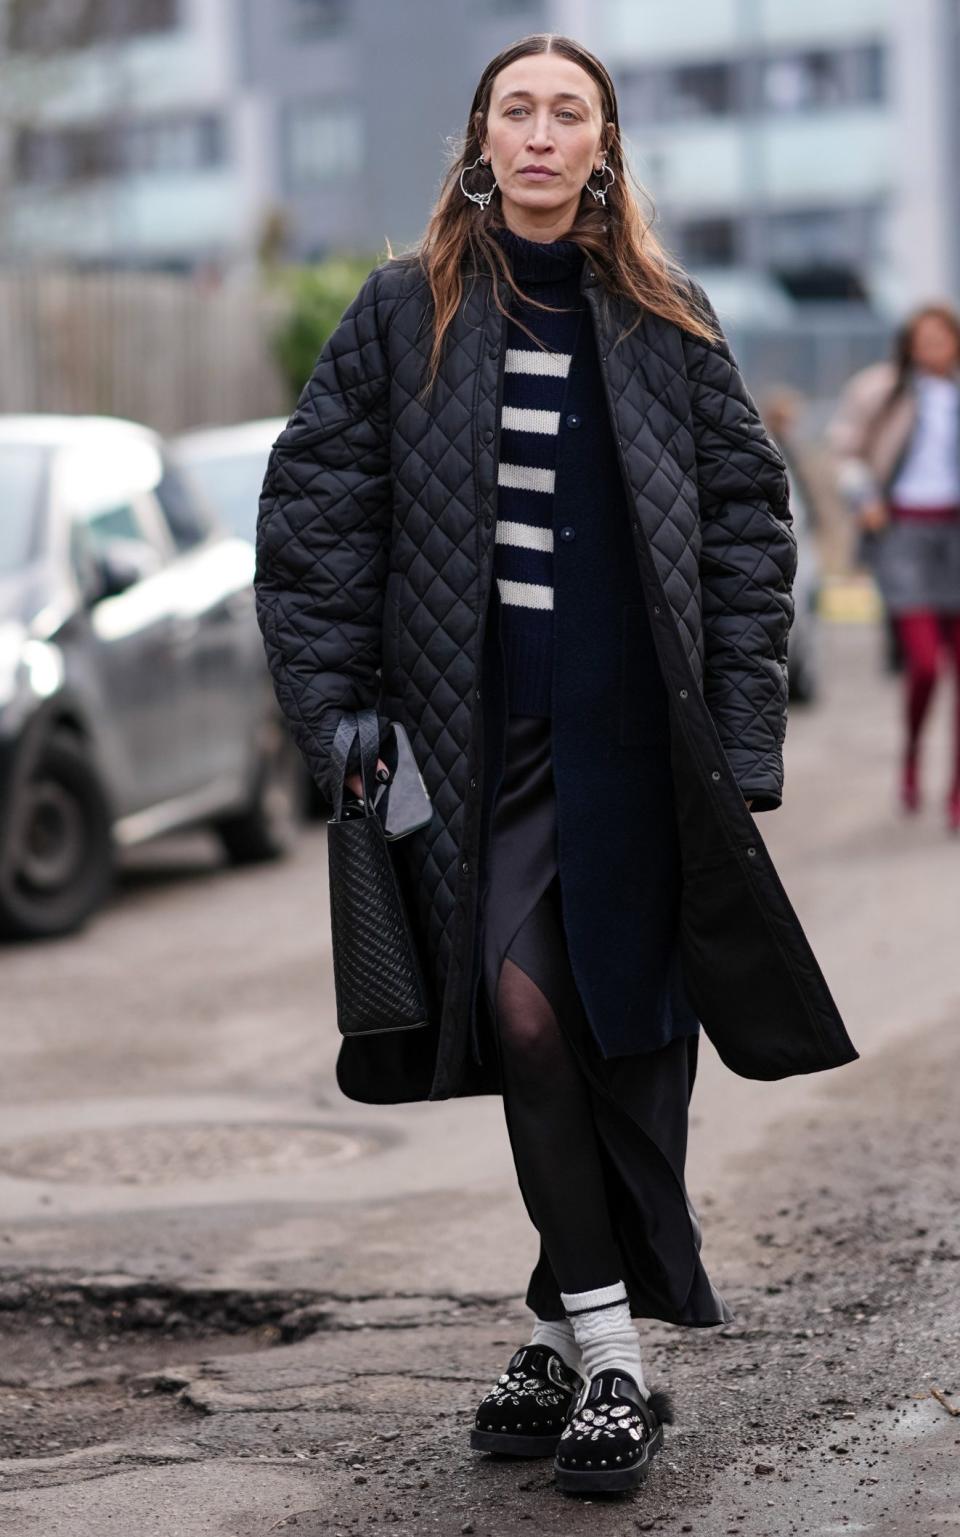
left=0, top=1122, right=373, bottom=1185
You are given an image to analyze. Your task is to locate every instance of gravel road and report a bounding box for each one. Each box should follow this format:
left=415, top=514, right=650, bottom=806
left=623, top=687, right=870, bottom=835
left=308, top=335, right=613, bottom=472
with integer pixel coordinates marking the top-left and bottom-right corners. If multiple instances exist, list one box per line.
left=0, top=619, right=956, bottom=1536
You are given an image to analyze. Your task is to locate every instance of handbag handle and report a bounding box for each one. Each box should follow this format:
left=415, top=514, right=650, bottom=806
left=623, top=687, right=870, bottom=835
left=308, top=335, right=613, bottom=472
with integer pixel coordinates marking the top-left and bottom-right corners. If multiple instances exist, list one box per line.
left=329, top=708, right=382, bottom=821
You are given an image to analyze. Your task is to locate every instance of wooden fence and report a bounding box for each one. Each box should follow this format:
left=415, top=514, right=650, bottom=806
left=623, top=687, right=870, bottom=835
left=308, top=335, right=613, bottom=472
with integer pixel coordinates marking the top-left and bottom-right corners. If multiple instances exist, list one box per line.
left=0, top=266, right=292, bottom=435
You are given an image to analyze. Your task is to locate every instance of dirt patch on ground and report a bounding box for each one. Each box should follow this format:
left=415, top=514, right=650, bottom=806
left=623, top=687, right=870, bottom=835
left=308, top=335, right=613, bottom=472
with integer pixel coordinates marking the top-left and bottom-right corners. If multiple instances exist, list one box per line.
left=0, top=1017, right=957, bottom=1533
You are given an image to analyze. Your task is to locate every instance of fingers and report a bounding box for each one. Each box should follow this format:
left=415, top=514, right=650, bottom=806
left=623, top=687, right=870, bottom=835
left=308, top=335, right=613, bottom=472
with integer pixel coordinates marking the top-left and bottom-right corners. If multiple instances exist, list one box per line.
left=345, top=758, right=391, bottom=799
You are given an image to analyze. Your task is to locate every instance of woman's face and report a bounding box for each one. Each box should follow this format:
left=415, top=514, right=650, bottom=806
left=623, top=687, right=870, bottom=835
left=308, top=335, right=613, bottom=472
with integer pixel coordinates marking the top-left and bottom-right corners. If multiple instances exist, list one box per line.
left=479, top=52, right=613, bottom=238
left=909, top=314, right=960, bottom=376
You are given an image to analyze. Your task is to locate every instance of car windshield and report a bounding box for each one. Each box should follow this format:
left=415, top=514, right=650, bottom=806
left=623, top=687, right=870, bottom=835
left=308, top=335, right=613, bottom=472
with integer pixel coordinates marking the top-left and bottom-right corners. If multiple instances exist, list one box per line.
left=179, top=450, right=270, bottom=542
left=0, top=443, right=47, bottom=573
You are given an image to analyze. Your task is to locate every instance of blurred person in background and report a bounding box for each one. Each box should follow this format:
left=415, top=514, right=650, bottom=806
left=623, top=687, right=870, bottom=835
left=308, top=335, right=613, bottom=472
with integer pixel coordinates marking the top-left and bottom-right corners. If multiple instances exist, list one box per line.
left=759, top=386, right=823, bottom=705
left=828, top=305, right=960, bottom=829
left=256, top=32, right=856, bottom=1501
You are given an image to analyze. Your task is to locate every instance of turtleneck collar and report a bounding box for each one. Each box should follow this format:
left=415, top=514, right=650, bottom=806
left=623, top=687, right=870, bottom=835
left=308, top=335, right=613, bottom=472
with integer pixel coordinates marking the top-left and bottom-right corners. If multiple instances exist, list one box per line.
left=489, top=222, right=584, bottom=284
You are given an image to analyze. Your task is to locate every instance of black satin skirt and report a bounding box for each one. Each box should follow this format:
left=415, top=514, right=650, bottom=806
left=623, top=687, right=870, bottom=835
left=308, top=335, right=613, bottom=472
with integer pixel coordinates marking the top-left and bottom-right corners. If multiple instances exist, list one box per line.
left=478, top=712, right=734, bottom=1327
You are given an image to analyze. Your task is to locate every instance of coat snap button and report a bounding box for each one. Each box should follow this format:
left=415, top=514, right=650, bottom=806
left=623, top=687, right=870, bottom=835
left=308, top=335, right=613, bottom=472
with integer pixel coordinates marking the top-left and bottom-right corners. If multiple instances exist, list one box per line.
left=653, top=604, right=661, bottom=614
left=679, top=688, right=688, bottom=699
left=461, top=859, right=470, bottom=873
left=711, top=770, right=720, bottom=781
left=483, top=428, right=494, bottom=443
left=475, top=687, right=481, bottom=699
left=560, top=525, right=575, bottom=541
left=747, top=847, right=757, bottom=857
left=469, top=776, right=477, bottom=789
left=565, top=414, right=581, bottom=428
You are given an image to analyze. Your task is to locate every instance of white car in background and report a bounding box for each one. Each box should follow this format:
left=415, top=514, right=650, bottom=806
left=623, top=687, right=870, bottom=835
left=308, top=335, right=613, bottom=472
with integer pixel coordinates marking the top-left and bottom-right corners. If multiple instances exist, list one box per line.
left=171, top=419, right=328, bottom=812
left=172, top=419, right=287, bottom=546
left=0, top=414, right=306, bottom=938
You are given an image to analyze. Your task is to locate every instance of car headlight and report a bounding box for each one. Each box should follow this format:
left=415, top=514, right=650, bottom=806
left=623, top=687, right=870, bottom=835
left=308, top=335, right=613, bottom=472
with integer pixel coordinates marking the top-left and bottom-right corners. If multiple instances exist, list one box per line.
left=0, top=623, right=63, bottom=711
left=0, top=621, right=26, bottom=710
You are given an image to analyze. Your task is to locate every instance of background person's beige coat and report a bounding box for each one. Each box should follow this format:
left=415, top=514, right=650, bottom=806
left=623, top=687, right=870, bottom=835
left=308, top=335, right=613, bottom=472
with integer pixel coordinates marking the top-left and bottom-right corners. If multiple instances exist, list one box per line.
left=826, top=360, right=917, bottom=506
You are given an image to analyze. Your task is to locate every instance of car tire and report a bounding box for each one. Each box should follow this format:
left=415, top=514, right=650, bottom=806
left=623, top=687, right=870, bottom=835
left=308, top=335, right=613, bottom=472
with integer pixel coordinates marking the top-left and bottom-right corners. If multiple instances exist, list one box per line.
left=0, top=732, right=114, bottom=940
left=214, top=717, right=307, bottom=864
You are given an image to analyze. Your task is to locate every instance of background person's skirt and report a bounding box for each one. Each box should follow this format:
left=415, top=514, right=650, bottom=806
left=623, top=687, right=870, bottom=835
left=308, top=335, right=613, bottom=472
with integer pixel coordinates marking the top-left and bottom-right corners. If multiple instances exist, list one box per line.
left=479, top=712, right=733, bottom=1328
left=869, top=503, right=960, bottom=614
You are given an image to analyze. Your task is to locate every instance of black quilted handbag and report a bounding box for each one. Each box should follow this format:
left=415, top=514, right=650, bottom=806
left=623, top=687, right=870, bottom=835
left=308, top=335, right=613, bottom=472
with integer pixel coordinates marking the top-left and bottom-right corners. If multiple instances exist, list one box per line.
left=326, top=708, right=431, bottom=1037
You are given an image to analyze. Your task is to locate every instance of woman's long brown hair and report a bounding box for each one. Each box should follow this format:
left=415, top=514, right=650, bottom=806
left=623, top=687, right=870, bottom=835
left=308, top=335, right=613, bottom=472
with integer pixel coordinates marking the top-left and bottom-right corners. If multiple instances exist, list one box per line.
left=862, top=302, right=960, bottom=455
left=385, top=32, right=723, bottom=397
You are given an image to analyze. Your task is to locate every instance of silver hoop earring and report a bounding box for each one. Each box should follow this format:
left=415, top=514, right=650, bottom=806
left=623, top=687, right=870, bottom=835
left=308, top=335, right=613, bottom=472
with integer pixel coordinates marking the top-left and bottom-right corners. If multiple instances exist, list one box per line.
left=460, top=153, right=498, bottom=209
left=585, top=157, right=615, bottom=207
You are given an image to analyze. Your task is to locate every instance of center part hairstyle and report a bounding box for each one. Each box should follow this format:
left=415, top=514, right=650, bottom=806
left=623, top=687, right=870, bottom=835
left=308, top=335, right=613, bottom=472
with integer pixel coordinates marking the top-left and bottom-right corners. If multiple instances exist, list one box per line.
left=385, top=32, right=724, bottom=396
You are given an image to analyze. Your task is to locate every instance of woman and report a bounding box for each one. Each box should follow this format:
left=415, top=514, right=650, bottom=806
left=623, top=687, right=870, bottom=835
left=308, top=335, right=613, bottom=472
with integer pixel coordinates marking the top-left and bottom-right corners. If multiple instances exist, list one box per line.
left=255, top=34, right=858, bottom=1498
left=828, top=305, right=960, bottom=829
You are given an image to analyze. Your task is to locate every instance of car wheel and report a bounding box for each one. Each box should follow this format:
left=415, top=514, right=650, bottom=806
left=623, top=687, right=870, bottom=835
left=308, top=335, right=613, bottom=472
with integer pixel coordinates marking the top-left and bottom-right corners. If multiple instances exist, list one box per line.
left=0, top=733, right=114, bottom=939
left=215, top=717, right=307, bottom=864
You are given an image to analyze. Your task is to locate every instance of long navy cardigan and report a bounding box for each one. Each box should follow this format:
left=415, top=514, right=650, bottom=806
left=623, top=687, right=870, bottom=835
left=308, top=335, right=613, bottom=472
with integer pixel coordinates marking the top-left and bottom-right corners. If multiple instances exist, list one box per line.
left=471, top=231, right=700, bottom=1064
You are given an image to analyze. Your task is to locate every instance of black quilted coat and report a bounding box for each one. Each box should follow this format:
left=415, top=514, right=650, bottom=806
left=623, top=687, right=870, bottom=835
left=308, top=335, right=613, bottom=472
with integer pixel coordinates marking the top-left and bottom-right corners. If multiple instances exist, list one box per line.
left=255, top=249, right=859, bottom=1104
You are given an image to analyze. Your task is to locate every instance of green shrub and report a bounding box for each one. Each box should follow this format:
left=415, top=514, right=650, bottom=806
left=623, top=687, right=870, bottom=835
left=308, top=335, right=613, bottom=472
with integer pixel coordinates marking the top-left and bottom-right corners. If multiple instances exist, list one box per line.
left=270, top=258, right=379, bottom=405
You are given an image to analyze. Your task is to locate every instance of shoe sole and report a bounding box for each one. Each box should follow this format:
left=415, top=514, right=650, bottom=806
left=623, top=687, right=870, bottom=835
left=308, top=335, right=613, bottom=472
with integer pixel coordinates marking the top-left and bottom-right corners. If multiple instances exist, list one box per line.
left=470, top=1427, right=561, bottom=1458
left=554, top=1424, right=663, bottom=1493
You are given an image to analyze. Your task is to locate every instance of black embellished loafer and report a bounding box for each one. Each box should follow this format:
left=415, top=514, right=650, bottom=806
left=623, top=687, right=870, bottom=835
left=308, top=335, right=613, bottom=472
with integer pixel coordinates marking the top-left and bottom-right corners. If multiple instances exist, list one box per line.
left=554, top=1370, right=674, bottom=1493
left=470, top=1344, right=584, bottom=1458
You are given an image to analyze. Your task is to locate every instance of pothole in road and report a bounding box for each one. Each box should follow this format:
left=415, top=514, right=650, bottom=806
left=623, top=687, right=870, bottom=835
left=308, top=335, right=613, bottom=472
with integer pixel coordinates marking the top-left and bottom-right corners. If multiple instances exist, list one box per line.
left=0, top=1121, right=375, bottom=1184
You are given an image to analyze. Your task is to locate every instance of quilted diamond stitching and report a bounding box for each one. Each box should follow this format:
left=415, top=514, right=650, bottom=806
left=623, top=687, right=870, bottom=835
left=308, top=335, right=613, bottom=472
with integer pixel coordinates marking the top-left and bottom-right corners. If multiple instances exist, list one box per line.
left=254, top=256, right=797, bottom=1077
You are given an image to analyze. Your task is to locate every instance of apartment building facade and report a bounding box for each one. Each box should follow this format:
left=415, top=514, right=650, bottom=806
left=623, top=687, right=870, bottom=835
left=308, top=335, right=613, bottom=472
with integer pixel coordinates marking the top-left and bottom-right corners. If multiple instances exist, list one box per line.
left=0, top=0, right=956, bottom=315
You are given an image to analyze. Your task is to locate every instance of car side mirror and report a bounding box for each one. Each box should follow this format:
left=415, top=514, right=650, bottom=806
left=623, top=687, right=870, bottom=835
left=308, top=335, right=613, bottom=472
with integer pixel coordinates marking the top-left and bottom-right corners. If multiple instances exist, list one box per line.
left=90, top=538, right=162, bottom=602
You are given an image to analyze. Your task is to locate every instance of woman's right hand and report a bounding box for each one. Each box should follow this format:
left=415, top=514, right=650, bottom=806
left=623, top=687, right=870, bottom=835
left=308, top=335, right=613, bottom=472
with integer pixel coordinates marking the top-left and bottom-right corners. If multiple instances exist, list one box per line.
left=345, top=760, right=390, bottom=800
left=857, top=497, right=889, bottom=533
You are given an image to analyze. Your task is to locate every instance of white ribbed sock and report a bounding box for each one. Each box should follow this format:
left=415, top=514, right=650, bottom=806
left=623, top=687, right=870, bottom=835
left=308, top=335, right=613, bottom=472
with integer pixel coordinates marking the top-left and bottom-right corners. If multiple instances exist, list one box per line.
left=560, top=1279, right=649, bottom=1397
left=528, top=1314, right=581, bottom=1372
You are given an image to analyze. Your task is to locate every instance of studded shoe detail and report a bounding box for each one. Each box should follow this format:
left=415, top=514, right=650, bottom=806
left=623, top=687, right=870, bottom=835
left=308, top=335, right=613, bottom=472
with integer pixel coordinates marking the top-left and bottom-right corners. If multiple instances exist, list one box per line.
left=554, top=1369, right=675, bottom=1493
left=470, top=1344, right=584, bottom=1458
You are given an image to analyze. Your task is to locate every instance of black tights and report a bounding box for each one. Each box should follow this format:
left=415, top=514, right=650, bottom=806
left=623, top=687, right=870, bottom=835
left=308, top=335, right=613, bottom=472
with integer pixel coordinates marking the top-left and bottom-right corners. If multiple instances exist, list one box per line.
left=493, top=877, right=623, bottom=1297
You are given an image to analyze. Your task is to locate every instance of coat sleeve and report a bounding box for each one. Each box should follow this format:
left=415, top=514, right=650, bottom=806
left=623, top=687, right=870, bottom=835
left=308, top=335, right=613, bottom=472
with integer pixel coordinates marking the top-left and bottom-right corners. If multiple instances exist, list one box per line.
left=681, top=279, right=797, bottom=813
left=254, top=264, right=394, bottom=803
left=824, top=361, right=895, bottom=508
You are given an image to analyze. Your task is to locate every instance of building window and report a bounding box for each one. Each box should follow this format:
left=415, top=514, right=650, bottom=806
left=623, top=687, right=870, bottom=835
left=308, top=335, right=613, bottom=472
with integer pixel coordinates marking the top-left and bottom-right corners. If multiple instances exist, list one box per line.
left=617, top=61, right=736, bottom=123
left=7, top=0, right=179, bottom=52
left=676, top=217, right=738, bottom=267
left=762, top=44, right=886, bottom=113
left=665, top=62, right=737, bottom=119
left=14, top=126, right=111, bottom=184
left=289, top=0, right=348, bottom=37
left=123, top=115, right=225, bottom=174
left=760, top=204, right=877, bottom=300
left=13, top=114, right=225, bottom=186
left=284, top=102, right=363, bottom=188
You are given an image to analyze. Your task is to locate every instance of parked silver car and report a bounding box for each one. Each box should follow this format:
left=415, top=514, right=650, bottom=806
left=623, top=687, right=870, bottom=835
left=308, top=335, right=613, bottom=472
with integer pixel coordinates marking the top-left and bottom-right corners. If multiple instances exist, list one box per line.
left=171, top=419, right=327, bottom=816
left=0, top=415, right=306, bottom=939
left=172, top=419, right=287, bottom=543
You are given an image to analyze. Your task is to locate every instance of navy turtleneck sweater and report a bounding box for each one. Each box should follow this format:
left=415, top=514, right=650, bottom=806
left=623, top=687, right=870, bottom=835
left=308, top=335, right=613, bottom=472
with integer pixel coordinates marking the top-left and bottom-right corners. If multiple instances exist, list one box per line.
left=488, top=223, right=586, bottom=716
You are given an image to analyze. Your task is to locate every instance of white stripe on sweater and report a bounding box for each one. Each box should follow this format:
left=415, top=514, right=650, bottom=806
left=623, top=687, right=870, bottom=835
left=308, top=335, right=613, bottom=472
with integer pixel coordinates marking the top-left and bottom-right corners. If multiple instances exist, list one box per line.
left=498, top=462, right=555, bottom=493
left=497, top=577, right=554, bottom=610
left=501, top=405, right=560, bottom=435
left=505, top=347, right=573, bottom=378
left=495, top=520, right=554, bottom=551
